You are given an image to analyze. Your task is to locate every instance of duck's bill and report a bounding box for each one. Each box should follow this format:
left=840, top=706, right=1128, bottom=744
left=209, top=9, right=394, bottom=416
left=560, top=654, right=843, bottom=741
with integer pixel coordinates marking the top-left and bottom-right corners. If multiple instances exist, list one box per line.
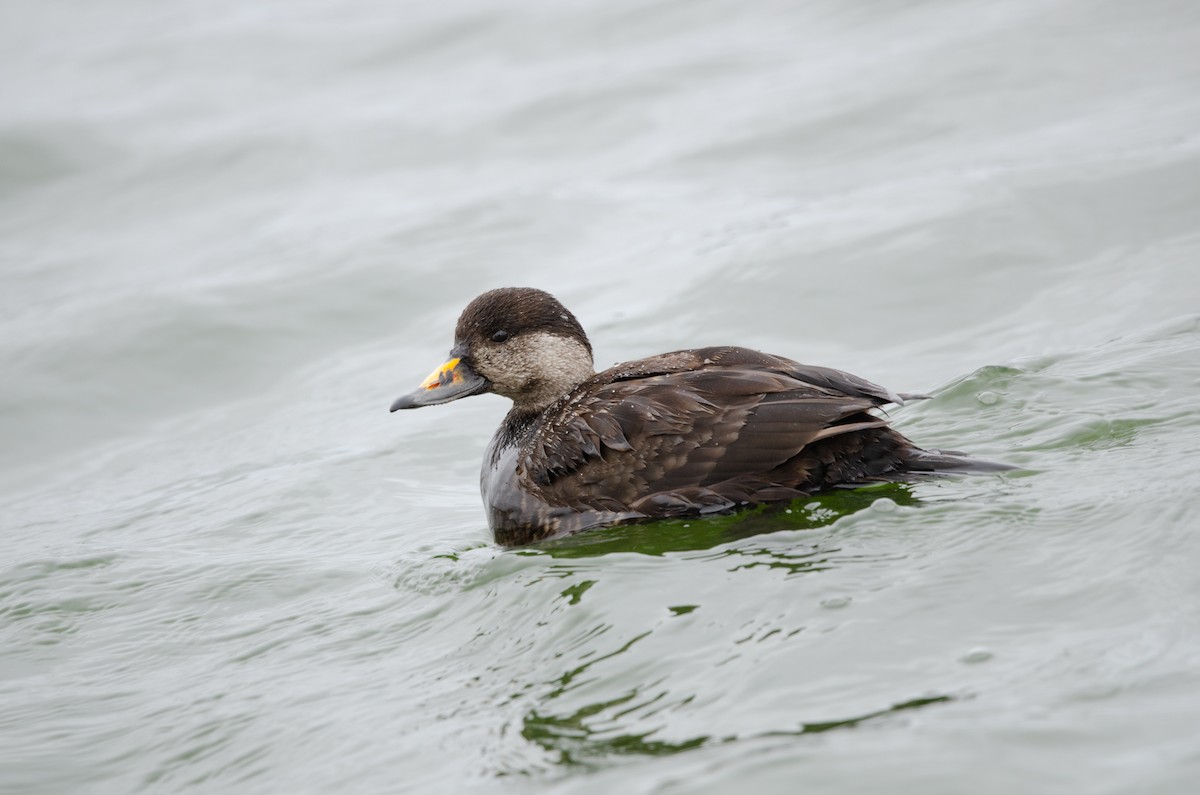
left=390, top=357, right=490, bottom=411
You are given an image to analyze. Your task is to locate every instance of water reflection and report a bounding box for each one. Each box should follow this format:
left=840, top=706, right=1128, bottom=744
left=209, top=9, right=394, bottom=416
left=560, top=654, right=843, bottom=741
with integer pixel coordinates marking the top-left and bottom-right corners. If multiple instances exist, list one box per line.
left=522, top=692, right=708, bottom=766
left=521, top=692, right=953, bottom=768
left=531, top=483, right=918, bottom=558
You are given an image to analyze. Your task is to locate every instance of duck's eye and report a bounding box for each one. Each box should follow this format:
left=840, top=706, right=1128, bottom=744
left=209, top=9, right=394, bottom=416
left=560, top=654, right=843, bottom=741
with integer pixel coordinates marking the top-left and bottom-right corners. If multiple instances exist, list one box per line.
left=491, top=330, right=510, bottom=343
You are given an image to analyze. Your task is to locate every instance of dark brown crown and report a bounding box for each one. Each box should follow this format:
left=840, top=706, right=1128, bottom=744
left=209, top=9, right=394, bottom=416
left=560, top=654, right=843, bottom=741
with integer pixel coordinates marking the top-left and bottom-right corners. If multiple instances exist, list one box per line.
left=454, top=287, right=592, bottom=356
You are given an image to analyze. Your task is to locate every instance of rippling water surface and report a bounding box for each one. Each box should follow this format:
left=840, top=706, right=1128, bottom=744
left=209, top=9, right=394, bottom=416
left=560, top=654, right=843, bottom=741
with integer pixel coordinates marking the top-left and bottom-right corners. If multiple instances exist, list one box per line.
left=4, top=1, right=1200, bottom=792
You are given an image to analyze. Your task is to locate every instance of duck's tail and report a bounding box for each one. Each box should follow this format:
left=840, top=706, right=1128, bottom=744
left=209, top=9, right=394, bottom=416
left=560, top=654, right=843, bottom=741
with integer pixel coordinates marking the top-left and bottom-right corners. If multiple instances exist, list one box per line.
left=901, top=447, right=1017, bottom=475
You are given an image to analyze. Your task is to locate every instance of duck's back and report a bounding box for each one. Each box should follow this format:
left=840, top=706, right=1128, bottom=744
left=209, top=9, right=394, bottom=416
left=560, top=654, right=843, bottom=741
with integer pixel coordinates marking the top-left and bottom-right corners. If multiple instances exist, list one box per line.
left=483, top=346, right=945, bottom=544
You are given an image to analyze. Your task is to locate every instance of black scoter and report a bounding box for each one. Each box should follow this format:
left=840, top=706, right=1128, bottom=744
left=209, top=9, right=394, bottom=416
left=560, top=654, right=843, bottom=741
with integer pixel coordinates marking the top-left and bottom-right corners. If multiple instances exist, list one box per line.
left=391, top=287, right=1007, bottom=546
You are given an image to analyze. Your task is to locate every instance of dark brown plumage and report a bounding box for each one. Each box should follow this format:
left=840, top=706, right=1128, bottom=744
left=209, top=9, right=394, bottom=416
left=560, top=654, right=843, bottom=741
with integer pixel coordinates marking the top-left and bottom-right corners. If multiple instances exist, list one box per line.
left=391, top=287, right=1008, bottom=546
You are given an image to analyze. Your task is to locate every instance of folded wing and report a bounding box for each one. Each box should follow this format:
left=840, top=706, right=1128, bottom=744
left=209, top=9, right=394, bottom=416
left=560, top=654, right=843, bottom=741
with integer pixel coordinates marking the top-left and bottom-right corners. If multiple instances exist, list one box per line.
left=521, top=347, right=911, bottom=516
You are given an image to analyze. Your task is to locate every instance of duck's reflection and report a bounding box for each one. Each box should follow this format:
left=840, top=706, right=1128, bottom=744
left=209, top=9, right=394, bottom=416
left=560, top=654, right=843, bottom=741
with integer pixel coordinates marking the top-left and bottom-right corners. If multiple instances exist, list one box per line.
left=529, top=483, right=918, bottom=558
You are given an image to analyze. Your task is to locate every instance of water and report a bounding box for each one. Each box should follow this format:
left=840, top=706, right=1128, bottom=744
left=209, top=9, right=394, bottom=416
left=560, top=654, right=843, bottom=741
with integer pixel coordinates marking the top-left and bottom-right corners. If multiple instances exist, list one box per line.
left=3, top=0, right=1200, bottom=792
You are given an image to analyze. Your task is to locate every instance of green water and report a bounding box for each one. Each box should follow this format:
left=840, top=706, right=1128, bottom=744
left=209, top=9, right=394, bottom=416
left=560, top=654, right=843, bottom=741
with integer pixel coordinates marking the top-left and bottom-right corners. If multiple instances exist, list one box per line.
left=3, top=1, right=1200, bottom=793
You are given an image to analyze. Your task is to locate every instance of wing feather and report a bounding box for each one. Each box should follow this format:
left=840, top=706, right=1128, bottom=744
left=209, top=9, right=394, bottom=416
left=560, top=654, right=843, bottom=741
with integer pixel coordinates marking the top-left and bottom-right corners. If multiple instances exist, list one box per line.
left=521, top=347, right=906, bottom=514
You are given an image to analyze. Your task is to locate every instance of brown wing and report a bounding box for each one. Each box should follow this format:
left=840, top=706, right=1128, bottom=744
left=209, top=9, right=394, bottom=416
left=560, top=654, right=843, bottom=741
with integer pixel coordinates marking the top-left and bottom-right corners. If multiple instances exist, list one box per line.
left=519, top=347, right=902, bottom=517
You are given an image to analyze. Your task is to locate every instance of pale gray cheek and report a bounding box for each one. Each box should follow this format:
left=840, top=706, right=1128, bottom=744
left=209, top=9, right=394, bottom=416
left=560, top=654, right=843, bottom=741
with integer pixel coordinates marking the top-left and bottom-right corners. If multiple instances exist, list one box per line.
left=474, top=352, right=500, bottom=383
left=478, top=348, right=527, bottom=390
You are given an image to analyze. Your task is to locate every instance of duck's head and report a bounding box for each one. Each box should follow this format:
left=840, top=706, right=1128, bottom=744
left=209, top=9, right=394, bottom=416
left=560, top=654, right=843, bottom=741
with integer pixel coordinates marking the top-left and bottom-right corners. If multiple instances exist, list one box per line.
left=390, top=287, right=595, bottom=414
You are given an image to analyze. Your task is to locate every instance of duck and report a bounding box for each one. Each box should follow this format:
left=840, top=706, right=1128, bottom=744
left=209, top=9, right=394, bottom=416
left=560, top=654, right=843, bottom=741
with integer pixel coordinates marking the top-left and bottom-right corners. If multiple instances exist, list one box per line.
left=390, top=287, right=1008, bottom=546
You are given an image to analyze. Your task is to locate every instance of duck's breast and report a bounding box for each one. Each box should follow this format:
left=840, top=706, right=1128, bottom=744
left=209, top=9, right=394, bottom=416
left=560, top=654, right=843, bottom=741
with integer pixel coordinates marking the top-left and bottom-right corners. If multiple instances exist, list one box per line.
left=480, top=433, right=642, bottom=545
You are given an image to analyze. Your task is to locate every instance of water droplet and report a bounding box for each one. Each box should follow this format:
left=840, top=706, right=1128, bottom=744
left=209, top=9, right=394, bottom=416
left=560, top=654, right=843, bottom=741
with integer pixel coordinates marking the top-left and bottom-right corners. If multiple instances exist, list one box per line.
left=821, top=596, right=851, bottom=609
left=804, top=501, right=821, bottom=511
left=977, top=391, right=998, bottom=405
left=960, top=647, right=993, bottom=664
left=871, top=497, right=898, bottom=513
